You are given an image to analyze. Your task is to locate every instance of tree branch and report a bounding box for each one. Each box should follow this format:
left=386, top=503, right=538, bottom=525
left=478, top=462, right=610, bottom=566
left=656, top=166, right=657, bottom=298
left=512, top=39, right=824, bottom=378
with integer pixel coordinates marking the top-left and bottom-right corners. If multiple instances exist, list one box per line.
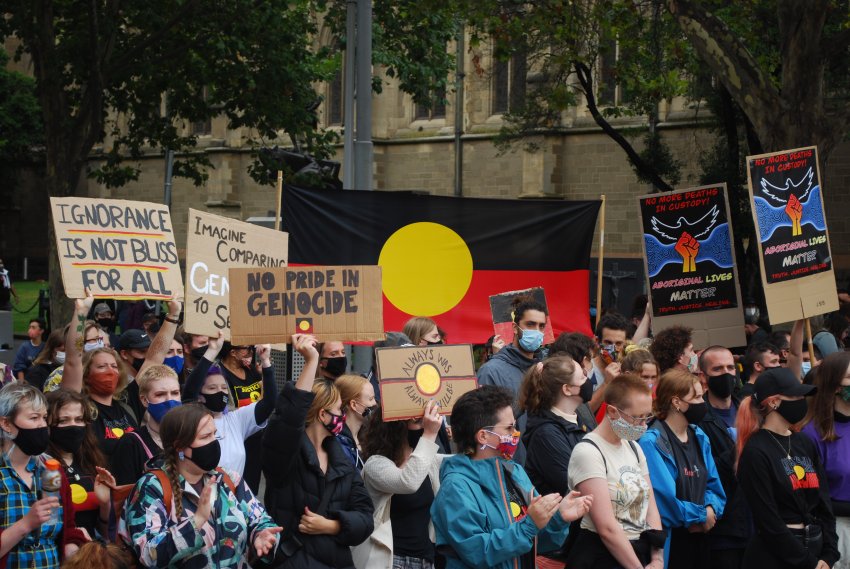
left=573, top=61, right=674, bottom=193
left=665, top=0, right=784, bottom=142
left=106, top=0, right=201, bottom=74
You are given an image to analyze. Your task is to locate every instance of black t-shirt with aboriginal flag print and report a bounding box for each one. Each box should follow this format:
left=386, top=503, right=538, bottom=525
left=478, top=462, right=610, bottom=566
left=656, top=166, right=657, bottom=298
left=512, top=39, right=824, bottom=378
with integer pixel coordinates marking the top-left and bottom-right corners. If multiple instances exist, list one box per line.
left=92, top=399, right=138, bottom=457
left=221, top=365, right=263, bottom=408
left=503, top=465, right=534, bottom=569
left=737, top=429, right=839, bottom=568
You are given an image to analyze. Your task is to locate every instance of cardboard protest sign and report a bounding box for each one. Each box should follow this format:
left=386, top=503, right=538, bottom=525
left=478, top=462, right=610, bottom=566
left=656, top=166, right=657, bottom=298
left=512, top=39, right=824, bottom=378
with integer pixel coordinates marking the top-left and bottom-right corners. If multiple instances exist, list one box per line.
left=638, top=184, right=746, bottom=348
left=747, top=146, right=839, bottom=323
left=50, top=197, right=183, bottom=300
left=184, top=209, right=288, bottom=339
left=376, top=344, right=478, bottom=420
left=228, top=266, right=384, bottom=344
left=489, top=287, right=555, bottom=344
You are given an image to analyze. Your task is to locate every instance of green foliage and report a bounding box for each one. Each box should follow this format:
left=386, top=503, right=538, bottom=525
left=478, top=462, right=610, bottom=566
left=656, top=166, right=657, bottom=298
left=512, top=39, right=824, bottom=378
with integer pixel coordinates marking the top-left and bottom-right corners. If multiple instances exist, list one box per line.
left=0, top=51, right=42, bottom=164
left=1, top=0, right=337, bottom=192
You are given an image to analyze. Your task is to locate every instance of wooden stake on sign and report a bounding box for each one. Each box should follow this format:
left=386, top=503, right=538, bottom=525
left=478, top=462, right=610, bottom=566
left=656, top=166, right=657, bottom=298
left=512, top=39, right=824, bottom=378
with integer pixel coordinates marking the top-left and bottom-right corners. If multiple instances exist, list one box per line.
left=275, top=170, right=283, bottom=232
left=595, top=194, right=606, bottom=330
left=805, top=317, right=816, bottom=367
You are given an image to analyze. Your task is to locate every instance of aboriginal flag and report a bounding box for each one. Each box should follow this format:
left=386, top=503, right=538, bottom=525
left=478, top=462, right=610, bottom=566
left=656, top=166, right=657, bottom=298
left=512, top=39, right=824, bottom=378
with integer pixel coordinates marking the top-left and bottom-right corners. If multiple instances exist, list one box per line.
left=282, top=185, right=601, bottom=343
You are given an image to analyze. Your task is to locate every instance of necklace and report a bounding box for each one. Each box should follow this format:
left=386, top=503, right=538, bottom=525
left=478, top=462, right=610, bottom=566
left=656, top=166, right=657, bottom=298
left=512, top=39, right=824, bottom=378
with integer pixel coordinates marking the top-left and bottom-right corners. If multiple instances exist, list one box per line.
left=766, top=429, right=791, bottom=460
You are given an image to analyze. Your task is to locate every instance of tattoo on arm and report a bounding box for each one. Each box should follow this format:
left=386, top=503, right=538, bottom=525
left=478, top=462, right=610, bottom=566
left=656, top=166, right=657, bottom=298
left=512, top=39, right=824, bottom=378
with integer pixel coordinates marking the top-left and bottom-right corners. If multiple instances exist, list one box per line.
left=76, top=313, right=86, bottom=333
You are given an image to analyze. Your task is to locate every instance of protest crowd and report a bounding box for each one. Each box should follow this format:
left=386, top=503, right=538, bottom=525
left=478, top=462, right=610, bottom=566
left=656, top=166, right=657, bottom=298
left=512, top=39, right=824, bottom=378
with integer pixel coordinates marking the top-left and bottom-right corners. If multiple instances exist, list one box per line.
left=1, top=287, right=849, bottom=569
left=1, top=160, right=847, bottom=569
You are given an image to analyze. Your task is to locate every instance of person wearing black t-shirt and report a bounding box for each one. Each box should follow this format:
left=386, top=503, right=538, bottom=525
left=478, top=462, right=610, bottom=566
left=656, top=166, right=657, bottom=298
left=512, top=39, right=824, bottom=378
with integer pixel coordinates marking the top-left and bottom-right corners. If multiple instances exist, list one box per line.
left=736, top=367, right=839, bottom=569
left=639, top=369, right=726, bottom=569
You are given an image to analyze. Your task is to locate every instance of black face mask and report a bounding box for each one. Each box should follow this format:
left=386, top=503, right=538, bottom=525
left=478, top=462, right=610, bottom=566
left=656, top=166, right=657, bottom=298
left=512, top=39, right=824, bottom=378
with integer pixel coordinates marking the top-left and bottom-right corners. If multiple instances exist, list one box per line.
left=323, top=356, right=347, bottom=378
left=407, top=428, right=424, bottom=448
left=190, top=346, right=208, bottom=361
left=131, top=357, right=145, bottom=372
left=50, top=425, right=87, bottom=454
left=707, top=373, right=736, bottom=399
left=578, top=378, right=594, bottom=403
left=357, top=403, right=375, bottom=419
left=11, top=425, right=50, bottom=456
left=426, top=340, right=444, bottom=345
left=682, top=402, right=708, bottom=424
left=776, top=398, right=808, bottom=425
left=97, top=318, right=114, bottom=329
left=201, top=392, right=229, bottom=413
left=186, top=439, right=221, bottom=472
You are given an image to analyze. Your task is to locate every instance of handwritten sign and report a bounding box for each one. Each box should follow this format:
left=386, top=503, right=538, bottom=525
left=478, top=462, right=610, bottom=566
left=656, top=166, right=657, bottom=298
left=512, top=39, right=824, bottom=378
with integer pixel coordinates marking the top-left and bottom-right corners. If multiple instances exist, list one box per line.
left=184, top=209, right=288, bottom=339
left=228, top=265, right=384, bottom=344
left=377, top=344, right=478, bottom=421
left=746, top=146, right=838, bottom=323
left=638, top=184, right=746, bottom=349
left=50, top=197, right=183, bottom=299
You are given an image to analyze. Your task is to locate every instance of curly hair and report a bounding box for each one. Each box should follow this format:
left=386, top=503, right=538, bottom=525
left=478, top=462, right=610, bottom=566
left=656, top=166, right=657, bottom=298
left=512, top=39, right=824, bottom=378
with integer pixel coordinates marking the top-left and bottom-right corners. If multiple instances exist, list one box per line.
left=60, top=541, right=134, bottom=569
left=452, top=386, right=514, bottom=455
left=650, top=326, right=693, bottom=373
left=548, top=332, right=595, bottom=363
left=361, top=406, right=409, bottom=466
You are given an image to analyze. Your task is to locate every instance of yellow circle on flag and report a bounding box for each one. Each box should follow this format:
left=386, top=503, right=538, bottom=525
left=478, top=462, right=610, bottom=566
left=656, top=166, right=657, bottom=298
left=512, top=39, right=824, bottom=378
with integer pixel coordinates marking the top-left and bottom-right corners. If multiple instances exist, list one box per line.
left=70, top=483, right=88, bottom=505
left=298, top=320, right=311, bottom=331
left=794, top=465, right=806, bottom=480
left=112, top=428, right=124, bottom=438
left=378, top=222, right=473, bottom=316
left=415, top=363, right=442, bottom=396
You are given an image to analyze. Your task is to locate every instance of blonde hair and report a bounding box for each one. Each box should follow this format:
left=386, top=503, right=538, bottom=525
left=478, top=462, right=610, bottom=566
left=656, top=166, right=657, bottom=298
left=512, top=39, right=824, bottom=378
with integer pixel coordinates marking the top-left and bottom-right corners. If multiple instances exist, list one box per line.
left=306, top=379, right=341, bottom=425
left=136, top=364, right=179, bottom=396
left=335, top=374, right=368, bottom=410
left=82, top=348, right=130, bottom=397
left=654, top=369, right=700, bottom=420
left=402, top=317, right=438, bottom=346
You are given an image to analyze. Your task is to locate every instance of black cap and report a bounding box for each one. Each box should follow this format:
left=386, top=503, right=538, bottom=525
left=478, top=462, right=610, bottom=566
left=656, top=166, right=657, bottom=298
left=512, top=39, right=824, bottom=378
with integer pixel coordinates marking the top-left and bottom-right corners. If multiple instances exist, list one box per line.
left=118, top=329, right=152, bottom=351
left=754, top=367, right=816, bottom=402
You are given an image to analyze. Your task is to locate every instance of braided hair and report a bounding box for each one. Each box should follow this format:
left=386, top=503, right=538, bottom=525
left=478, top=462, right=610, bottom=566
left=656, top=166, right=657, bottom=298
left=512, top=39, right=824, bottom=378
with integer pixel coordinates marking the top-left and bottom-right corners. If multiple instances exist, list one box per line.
left=158, top=403, right=212, bottom=518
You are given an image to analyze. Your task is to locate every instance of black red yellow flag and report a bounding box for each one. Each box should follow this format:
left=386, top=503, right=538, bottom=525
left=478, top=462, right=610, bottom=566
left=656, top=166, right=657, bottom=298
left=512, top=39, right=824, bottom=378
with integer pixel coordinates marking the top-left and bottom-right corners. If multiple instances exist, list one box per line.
left=282, top=185, right=601, bottom=343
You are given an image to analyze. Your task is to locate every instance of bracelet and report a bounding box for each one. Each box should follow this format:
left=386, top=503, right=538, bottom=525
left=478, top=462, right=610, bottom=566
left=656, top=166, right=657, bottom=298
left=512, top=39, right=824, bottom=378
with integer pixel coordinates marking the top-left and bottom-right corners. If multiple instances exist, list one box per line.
left=164, top=315, right=180, bottom=324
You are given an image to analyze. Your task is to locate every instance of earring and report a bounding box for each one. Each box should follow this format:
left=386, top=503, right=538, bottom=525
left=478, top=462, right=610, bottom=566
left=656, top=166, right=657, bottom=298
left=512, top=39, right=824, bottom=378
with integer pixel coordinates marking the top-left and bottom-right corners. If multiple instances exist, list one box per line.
left=178, top=451, right=185, bottom=461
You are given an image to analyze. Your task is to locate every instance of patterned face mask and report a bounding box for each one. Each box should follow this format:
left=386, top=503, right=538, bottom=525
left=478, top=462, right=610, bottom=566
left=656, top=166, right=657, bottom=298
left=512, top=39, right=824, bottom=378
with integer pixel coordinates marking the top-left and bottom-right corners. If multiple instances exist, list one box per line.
left=481, top=430, right=521, bottom=460
left=839, top=385, right=850, bottom=403
left=609, top=408, right=649, bottom=441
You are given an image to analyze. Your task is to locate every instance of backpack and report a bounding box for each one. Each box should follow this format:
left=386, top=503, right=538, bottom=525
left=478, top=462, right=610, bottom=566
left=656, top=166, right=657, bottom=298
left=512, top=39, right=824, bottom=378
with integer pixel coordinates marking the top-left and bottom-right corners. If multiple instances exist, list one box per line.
left=111, top=466, right=238, bottom=566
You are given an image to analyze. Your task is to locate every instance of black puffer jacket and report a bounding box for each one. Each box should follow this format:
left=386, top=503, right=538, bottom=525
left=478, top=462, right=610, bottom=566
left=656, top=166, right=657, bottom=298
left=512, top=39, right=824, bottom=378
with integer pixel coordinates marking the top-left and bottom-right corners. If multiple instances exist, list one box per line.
left=698, top=398, right=752, bottom=544
left=262, top=383, right=374, bottom=569
left=522, top=408, right=593, bottom=496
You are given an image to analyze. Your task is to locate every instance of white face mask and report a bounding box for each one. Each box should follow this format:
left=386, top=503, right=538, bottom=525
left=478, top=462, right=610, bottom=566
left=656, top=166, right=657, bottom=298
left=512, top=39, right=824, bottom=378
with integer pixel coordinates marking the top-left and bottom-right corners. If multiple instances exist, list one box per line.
left=54, top=351, right=66, bottom=365
left=84, top=339, right=105, bottom=353
left=801, top=361, right=812, bottom=378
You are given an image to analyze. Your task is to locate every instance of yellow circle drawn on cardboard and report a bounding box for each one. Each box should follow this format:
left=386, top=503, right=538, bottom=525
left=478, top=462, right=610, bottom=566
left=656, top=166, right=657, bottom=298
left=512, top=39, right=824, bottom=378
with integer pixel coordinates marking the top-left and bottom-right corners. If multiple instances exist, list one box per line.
left=414, top=363, right=442, bottom=396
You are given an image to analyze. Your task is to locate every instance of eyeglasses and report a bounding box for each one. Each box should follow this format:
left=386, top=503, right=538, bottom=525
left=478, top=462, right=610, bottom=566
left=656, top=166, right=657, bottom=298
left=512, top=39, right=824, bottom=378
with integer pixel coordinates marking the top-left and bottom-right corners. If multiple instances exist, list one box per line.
left=483, top=423, right=517, bottom=433
left=483, top=428, right=520, bottom=444
left=612, top=407, right=654, bottom=425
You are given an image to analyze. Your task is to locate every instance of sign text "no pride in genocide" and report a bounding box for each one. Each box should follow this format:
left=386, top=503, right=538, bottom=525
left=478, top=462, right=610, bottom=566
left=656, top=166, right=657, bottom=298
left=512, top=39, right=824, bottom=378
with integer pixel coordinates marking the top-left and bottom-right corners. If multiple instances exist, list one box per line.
left=229, top=265, right=384, bottom=344
left=50, top=197, right=183, bottom=299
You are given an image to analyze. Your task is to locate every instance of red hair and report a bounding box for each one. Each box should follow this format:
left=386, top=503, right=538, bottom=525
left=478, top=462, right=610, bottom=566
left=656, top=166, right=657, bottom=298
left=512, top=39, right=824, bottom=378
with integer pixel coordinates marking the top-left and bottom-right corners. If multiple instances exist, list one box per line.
left=735, top=394, right=779, bottom=468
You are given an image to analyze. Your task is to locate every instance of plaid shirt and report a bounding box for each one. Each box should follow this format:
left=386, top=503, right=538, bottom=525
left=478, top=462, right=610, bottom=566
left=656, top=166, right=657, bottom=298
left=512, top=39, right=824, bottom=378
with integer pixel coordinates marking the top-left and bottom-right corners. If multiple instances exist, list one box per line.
left=0, top=456, right=63, bottom=569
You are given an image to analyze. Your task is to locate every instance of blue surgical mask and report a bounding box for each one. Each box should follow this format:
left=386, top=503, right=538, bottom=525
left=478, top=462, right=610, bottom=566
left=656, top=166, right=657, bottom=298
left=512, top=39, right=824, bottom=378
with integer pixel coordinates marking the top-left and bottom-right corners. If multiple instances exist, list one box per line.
left=801, top=361, right=812, bottom=378
left=147, top=399, right=181, bottom=423
left=518, top=329, right=544, bottom=353
left=164, top=355, right=184, bottom=375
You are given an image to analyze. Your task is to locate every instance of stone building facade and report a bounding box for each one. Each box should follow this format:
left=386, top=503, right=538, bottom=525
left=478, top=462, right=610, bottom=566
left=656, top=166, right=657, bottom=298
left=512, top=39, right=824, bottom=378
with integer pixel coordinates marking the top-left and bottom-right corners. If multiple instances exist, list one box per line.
left=6, top=33, right=850, bottom=314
